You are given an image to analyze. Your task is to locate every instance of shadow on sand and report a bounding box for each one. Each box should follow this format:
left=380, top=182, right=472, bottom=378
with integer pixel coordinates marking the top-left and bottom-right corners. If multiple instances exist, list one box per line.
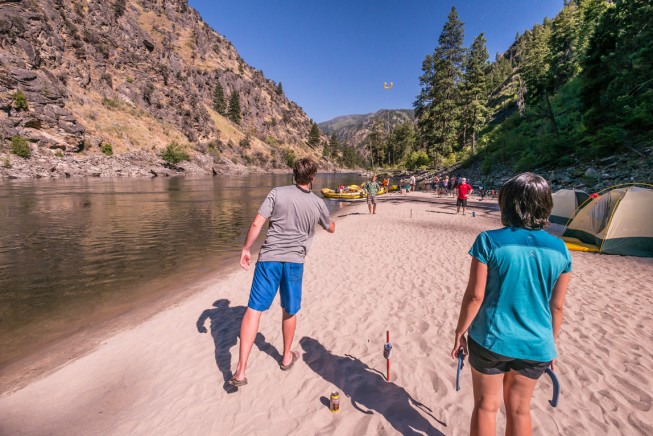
left=300, top=337, right=446, bottom=435
left=196, top=299, right=281, bottom=393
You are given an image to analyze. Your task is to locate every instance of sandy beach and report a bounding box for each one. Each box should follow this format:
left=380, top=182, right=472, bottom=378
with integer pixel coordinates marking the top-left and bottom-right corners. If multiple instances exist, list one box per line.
left=1, top=192, right=652, bottom=435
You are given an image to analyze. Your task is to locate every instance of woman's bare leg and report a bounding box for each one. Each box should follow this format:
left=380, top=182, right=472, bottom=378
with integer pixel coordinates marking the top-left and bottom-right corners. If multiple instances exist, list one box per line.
left=470, top=367, right=504, bottom=436
left=503, top=371, right=538, bottom=436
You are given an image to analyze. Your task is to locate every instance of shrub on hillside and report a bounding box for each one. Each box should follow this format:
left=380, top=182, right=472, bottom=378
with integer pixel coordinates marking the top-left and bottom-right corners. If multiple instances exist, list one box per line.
left=239, top=135, right=251, bottom=149
left=13, top=90, right=28, bottom=110
left=284, top=148, right=296, bottom=167
left=11, top=136, right=31, bottom=158
left=162, top=142, right=189, bottom=164
left=100, top=143, right=113, bottom=156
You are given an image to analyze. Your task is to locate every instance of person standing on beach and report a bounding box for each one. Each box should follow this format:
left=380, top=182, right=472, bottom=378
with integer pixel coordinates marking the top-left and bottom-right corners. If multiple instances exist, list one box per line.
left=409, top=174, right=416, bottom=192
left=364, top=175, right=381, bottom=214
left=456, top=177, right=473, bottom=215
left=451, top=172, right=572, bottom=436
left=230, top=158, right=336, bottom=387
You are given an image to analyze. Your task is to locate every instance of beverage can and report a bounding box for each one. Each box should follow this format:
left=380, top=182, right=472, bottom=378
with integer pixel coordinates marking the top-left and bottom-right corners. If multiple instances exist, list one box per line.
left=330, top=391, right=340, bottom=412
left=383, top=343, right=392, bottom=359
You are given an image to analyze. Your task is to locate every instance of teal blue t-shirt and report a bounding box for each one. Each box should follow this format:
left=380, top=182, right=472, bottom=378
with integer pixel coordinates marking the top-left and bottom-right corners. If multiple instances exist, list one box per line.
left=468, top=227, right=572, bottom=361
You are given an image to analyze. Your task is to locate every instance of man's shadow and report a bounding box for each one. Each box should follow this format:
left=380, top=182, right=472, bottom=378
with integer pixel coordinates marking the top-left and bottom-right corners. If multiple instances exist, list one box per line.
left=300, top=337, right=446, bottom=435
left=196, top=299, right=281, bottom=393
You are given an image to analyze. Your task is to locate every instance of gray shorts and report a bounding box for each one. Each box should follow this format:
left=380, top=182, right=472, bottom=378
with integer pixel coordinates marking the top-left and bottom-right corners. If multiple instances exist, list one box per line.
left=468, top=337, right=551, bottom=380
left=367, top=195, right=376, bottom=205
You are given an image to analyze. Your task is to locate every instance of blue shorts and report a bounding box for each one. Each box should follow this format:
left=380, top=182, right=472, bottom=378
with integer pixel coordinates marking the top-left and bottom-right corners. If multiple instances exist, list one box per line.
left=248, top=261, right=304, bottom=315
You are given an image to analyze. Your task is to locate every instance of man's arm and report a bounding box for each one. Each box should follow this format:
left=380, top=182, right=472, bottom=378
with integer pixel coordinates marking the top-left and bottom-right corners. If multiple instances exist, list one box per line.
left=240, top=213, right=267, bottom=270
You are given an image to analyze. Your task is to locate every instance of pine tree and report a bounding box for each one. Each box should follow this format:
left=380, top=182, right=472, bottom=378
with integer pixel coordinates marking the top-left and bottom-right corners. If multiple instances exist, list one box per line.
left=367, top=118, right=387, bottom=167
left=521, top=23, right=552, bottom=101
left=228, top=92, right=241, bottom=124
left=276, top=82, right=283, bottom=95
left=414, top=7, right=465, bottom=161
left=213, top=83, right=226, bottom=115
left=324, top=134, right=337, bottom=157
left=548, top=2, right=581, bottom=91
left=307, top=122, right=321, bottom=148
left=329, top=134, right=340, bottom=158
left=581, top=0, right=653, bottom=152
left=460, top=33, right=490, bottom=155
left=389, top=121, right=417, bottom=166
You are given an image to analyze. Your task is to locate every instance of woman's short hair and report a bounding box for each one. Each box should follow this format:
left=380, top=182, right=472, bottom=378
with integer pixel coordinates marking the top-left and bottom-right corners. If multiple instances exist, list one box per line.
left=499, top=172, right=552, bottom=229
left=293, top=158, right=318, bottom=184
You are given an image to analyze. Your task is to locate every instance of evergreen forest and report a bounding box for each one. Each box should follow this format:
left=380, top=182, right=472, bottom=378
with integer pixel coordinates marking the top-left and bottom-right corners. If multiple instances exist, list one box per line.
left=365, top=0, right=652, bottom=173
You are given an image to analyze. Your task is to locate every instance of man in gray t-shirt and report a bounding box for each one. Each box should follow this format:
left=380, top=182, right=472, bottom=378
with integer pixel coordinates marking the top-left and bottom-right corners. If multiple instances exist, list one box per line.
left=229, top=158, right=335, bottom=387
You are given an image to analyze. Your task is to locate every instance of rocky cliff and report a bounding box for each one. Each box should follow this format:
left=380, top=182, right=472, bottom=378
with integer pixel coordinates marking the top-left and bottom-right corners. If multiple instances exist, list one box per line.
left=0, top=0, right=329, bottom=178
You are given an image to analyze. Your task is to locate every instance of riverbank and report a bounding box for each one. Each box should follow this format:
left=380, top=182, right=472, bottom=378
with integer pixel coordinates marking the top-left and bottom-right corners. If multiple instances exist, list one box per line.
left=1, top=193, right=652, bottom=435
left=0, top=149, right=354, bottom=180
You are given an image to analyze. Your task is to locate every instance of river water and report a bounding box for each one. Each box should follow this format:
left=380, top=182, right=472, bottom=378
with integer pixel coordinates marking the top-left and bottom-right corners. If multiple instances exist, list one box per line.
left=0, top=173, right=363, bottom=370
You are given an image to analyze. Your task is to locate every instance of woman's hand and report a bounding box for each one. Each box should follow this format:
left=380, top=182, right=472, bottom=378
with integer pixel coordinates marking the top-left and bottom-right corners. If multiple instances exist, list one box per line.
left=550, top=358, right=557, bottom=371
left=451, top=334, right=468, bottom=360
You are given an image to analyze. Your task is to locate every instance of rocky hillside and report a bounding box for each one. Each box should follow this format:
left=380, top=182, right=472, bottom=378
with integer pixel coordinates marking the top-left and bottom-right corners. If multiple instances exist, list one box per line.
left=0, top=0, right=330, bottom=178
left=392, top=146, right=653, bottom=195
left=319, top=109, right=413, bottom=149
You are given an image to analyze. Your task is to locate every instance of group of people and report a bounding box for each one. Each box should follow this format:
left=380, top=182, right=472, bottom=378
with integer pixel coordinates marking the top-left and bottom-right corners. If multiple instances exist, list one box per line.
left=430, top=175, right=468, bottom=198
left=223, top=158, right=572, bottom=436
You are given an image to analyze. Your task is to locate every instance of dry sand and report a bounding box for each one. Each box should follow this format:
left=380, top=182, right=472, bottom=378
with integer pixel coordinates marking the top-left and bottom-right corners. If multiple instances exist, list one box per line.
left=1, top=192, right=652, bottom=435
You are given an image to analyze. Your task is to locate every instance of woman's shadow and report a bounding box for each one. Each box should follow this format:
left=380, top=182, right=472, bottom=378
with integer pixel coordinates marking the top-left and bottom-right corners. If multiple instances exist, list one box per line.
left=196, top=299, right=281, bottom=393
left=300, top=336, right=446, bottom=435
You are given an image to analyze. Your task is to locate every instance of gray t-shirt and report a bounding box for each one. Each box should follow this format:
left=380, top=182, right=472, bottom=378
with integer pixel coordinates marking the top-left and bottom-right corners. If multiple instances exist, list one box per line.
left=257, top=185, right=332, bottom=263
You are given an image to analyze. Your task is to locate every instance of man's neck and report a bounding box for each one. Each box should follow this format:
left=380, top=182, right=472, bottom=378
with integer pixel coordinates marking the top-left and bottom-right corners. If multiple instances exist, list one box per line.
left=296, top=183, right=311, bottom=193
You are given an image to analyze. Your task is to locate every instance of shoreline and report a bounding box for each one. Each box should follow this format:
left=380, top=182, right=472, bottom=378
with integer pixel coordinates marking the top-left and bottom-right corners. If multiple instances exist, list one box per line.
left=1, top=193, right=652, bottom=435
left=1, top=195, right=359, bottom=395
left=0, top=251, right=244, bottom=395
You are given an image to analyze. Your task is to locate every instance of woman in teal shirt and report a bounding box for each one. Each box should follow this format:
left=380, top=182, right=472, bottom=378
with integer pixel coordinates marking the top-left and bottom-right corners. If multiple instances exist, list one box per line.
left=452, top=173, right=572, bottom=436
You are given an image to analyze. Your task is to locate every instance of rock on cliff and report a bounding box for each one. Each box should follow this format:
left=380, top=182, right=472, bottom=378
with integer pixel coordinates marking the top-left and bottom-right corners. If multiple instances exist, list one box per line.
left=0, top=0, right=329, bottom=177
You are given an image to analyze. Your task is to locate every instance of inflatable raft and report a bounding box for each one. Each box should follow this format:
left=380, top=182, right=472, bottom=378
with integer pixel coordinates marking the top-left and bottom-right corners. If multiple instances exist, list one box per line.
left=321, top=184, right=388, bottom=199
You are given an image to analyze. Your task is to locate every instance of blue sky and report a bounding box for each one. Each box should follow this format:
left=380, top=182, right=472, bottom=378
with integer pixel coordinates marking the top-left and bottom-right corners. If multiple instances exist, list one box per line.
left=188, top=1, right=564, bottom=123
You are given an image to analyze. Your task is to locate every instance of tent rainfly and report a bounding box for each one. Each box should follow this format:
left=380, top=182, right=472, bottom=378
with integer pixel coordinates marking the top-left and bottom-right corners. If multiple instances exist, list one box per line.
left=562, top=185, right=653, bottom=257
left=550, top=189, right=589, bottom=225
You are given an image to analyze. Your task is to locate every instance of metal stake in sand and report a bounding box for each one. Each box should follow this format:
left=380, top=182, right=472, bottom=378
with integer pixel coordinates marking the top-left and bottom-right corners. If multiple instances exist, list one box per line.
left=383, top=330, right=392, bottom=381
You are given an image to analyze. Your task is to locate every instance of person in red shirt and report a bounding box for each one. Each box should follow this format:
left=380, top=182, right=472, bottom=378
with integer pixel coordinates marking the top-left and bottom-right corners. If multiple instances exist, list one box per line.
left=456, top=177, right=473, bottom=215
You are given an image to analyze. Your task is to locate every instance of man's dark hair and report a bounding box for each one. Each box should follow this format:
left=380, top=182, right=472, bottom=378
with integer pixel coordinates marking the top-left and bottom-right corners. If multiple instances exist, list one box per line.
left=293, top=158, right=318, bottom=184
left=499, top=172, right=552, bottom=229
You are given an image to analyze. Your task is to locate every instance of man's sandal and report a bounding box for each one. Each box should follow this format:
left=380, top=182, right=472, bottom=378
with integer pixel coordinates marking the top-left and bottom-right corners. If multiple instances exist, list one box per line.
left=280, top=351, right=300, bottom=371
left=228, top=377, right=248, bottom=387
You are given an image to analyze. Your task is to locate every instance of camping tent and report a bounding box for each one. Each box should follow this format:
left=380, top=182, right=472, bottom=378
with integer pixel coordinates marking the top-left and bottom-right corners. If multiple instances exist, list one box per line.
left=562, top=185, right=653, bottom=257
left=550, top=189, right=589, bottom=225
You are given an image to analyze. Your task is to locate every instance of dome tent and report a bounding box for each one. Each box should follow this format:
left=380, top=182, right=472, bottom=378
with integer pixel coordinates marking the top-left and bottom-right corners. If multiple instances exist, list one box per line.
left=550, top=189, right=589, bottom=225
left=562, top=184, right=653, bottom=257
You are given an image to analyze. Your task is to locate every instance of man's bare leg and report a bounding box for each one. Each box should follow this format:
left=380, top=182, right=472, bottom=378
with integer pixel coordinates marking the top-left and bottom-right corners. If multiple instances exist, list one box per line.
left=234, top=308, right=262, bottom=381
left=281, top=309, right=296, bottom=366
left=373, top=203, right=377, bottom=214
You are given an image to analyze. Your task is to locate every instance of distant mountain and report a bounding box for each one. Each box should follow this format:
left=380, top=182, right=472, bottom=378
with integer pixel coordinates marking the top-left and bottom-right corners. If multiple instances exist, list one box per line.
left=319, top=109, right=414, bottom=148
left=0, top=0, right=329, bottom=177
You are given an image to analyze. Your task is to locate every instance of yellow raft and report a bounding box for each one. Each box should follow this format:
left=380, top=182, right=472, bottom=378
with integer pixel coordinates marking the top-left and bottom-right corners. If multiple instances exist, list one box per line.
left=321, top=184, right=387, bottom=199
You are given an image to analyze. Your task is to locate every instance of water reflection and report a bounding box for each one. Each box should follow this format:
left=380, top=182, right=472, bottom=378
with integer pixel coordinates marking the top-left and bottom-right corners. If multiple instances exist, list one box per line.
left=0, top=173, right=362, bottom=368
